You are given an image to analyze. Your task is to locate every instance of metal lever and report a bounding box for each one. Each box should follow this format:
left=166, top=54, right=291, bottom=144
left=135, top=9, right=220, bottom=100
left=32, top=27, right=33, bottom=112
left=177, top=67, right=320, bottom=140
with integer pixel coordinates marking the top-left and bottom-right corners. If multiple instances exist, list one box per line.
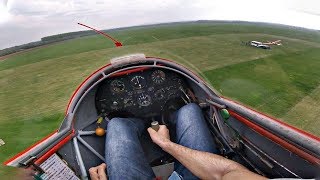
left=20, top=156, right=44, bottom=174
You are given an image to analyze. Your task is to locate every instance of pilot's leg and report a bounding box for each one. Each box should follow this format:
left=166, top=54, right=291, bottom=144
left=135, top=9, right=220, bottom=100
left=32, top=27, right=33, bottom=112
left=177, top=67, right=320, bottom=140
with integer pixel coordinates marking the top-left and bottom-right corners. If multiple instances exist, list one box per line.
left=174, top=103, right=218, bottom=179
left=105, top=117, right=155, bottom=180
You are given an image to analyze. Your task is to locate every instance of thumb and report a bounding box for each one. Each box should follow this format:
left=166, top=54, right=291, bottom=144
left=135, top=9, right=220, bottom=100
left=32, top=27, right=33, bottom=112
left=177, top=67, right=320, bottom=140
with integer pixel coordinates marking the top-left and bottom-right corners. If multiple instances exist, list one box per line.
left=147, top=127, right=156, bottom=135
left=100, top=163, right=107, bottom=169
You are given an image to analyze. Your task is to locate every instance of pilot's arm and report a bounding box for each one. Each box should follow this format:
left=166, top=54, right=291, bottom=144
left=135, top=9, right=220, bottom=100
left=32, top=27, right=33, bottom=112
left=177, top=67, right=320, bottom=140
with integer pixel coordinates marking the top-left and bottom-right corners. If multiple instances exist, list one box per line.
left=148, top=125, right=267, bottom=180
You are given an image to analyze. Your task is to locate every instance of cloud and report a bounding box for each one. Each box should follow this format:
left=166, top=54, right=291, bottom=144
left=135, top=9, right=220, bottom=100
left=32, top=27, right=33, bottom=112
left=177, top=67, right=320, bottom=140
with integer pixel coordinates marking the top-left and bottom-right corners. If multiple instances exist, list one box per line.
left=8, top=0, right=73, bottom=16
left=0, top=0, right=319, bottom=50
left=0, top=0, right=10, bottom=24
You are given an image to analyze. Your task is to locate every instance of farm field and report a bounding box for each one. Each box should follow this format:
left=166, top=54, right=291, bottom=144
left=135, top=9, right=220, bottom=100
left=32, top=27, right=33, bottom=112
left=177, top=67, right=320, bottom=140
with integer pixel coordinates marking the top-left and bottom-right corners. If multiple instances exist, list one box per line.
left=0, top=22, right=320, bottom=178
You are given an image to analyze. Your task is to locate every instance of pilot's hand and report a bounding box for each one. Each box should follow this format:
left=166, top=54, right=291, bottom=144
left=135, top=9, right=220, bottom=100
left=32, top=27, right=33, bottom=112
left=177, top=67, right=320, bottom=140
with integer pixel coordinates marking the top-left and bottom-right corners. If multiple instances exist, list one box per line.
left=148, top=125, right=171, bottom=149
left=89, top=163, right=107, bottom=180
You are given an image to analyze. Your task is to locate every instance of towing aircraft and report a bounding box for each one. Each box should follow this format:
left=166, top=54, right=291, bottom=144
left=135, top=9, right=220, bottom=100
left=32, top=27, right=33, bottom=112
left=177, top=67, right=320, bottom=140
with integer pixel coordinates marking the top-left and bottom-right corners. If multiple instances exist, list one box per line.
left=263, top=40, right=282, bottom=46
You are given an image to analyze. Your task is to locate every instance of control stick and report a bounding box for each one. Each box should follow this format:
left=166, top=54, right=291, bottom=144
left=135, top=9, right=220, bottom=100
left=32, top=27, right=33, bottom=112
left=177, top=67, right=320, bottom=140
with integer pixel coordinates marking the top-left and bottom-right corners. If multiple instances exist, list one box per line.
left=151, top=121, right=160, bottom=131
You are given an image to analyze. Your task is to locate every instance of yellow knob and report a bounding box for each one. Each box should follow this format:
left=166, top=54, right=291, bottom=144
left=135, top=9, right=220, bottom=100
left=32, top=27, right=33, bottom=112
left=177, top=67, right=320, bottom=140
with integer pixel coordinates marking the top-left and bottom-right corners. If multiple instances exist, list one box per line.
left=97, top=117, right=104, bottom=124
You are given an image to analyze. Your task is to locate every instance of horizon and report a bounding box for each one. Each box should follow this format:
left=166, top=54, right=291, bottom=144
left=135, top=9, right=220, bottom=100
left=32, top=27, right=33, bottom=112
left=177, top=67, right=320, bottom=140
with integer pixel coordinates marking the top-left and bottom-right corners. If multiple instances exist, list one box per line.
left=1, top=20, right=319, bottom=51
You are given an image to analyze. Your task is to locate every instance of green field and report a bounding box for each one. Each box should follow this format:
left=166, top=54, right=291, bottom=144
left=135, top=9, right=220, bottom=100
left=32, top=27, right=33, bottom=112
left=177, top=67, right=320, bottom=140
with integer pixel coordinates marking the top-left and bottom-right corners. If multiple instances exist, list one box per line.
left=0, top=22, right=320, bottom=178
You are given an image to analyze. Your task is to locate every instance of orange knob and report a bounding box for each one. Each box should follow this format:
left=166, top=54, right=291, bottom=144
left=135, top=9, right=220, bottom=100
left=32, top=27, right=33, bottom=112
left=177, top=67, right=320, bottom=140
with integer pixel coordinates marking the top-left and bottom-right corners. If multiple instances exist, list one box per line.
left=95, top=127, right=105, bottom=136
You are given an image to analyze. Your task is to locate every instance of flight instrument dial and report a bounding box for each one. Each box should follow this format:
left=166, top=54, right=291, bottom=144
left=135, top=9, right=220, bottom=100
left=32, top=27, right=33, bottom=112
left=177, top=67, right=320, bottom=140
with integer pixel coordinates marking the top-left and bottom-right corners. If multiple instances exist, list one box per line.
left=131, top=76, right=146, bottom=89
left=110, top=80, right=125, bottom=92
left=151, top=70, right=166, bottom=84
left=137, top=93, right=151, bottom=107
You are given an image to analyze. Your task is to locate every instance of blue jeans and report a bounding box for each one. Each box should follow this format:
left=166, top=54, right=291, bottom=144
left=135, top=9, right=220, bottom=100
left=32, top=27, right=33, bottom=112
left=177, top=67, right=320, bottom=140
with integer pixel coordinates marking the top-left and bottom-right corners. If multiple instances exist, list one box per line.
left=105, top=103, right=218, bottom=180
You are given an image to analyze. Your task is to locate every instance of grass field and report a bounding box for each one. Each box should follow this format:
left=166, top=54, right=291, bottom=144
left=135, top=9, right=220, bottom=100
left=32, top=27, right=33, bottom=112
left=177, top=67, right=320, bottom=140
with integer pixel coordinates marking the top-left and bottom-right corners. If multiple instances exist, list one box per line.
left=0, top=22, right=320, bottom=178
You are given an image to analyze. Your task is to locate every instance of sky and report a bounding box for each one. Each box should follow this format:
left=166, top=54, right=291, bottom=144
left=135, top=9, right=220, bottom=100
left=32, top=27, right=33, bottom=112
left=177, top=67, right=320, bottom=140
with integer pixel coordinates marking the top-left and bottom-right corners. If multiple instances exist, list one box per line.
left=0, top=0, right=319, bottom=50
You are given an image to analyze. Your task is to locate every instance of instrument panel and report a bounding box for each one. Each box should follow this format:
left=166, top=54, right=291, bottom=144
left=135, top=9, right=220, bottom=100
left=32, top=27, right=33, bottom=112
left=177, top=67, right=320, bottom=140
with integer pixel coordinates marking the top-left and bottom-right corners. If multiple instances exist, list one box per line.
left=95, top=68, right=187, bottom=117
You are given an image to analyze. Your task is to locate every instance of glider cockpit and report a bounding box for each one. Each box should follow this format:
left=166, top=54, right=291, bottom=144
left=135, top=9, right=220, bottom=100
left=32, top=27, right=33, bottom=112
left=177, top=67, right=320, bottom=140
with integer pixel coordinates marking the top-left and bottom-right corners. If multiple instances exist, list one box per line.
left=54, top=54, right=211, bottom=178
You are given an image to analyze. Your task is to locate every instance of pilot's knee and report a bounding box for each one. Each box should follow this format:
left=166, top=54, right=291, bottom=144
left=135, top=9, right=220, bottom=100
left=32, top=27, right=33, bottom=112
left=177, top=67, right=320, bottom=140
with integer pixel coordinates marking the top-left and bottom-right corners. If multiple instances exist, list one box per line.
left=107, top=118, right=142, bottom=132
left=177, top=103, right=201, bottom=116
left=107, top=118, right=132, bottom=131
left=177, top=103, right=202, bottom=124
left=108, top=117, right=130, bottom=128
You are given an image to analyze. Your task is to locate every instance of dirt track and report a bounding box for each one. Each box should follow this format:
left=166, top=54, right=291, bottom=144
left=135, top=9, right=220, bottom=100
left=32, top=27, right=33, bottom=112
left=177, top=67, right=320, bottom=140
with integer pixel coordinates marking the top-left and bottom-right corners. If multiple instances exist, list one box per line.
left=0, top=39, right=74, bottom=61
left=0, top=51, right=24, bottom=61
left=0, top=44, right=52, bottom=61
